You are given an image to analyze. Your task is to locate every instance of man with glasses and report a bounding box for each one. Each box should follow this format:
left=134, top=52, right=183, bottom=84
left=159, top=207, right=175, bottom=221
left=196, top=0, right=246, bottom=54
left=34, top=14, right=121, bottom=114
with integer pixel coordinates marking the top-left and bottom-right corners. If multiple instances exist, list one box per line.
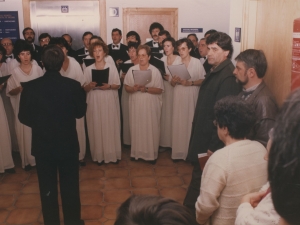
left=1, top=38, right=14, bottom=61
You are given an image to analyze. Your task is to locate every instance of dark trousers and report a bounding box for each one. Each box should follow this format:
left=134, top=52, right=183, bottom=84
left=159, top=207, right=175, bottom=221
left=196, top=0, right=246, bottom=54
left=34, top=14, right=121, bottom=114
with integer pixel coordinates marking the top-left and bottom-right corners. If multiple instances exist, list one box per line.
left=35, top=154, right=83, bottom=225
left=183, top=160, right=202, bottom=216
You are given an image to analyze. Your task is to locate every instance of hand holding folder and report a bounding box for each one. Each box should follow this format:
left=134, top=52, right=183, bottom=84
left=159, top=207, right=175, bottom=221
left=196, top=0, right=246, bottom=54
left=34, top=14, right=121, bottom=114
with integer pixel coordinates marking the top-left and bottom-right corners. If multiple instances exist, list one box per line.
left=92, top=68, right=109, bottom=87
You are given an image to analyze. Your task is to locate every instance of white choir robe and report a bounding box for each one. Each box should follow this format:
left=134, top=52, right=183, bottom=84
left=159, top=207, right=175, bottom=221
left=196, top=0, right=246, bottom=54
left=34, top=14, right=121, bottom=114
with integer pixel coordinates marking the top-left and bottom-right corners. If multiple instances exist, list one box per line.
left=159, top=55, right=181, bottom=148
left=60, top=56, right=86, bottom=160
left=120, top=59, right=134, bottom=145
left=0, top=70, right=14, bottom=173
left=6, top=64, right=44, bottom=168
left=171, top=57, right=205, bottom=160
left=124, top=64, right=164, bottom=160
left=84, top=62, right=121, bottom=163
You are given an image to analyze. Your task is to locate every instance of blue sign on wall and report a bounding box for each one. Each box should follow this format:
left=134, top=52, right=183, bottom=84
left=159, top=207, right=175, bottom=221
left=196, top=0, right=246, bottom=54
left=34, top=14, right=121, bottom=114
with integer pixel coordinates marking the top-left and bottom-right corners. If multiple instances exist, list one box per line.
left=0, top=11, right=20, bottom=42
left=181, top=28, right=203, bottom=33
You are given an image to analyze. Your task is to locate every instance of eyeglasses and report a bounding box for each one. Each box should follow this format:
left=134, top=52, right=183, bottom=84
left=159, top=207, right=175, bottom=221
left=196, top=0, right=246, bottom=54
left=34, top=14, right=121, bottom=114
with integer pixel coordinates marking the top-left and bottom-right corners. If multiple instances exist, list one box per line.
left=1, top=43, right=12, bottom=46
left=213, top=120, right=218, bottom=126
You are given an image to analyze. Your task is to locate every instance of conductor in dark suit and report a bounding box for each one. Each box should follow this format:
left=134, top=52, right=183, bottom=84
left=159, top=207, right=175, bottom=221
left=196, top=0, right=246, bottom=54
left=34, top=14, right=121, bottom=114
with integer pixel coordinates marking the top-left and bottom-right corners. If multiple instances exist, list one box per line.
left=18, top=45, right=86, bottom=225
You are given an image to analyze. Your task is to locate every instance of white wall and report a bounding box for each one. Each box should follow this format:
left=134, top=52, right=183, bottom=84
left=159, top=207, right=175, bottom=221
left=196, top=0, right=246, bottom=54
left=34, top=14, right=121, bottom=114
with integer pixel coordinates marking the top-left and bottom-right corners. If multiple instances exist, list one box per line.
left=105, top=0, right=231, bottom=43
left=229, top=0, right=243, bottom=64
left=0, top=0, right=24, bottom=38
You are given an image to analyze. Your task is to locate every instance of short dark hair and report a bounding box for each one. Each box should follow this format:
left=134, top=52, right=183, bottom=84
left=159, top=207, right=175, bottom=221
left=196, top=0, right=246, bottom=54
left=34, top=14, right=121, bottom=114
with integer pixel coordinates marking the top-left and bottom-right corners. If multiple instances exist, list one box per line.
left=14, top=39, right=34, bottom=63
left=88, top=40, right=109, bottom=57
left=268, top=89, right=300, bottom=225
left=62, top=34, right=73, bottom=43
left=149, top=22, right=164, bottom=34
left=49, top=37, right=70, bottom=51
left=112, top=28, right=122, bottom=35
left=82, top=31, right=93, bottom=40
left=126, top=31, right=141, bottom=45
left=176, top=38, right=194, bottom=51
left=42, top=45, right=64, bottom=72
left=127, top=41, right=139, bottom=50
left=206, top=32, right=233, bottom=59
left=204, top=29, right=217, bottom=37
left=187, top=33, right=198, bottom=42
left=38, top=33, right=51, bottom=41
left=114, top=195, right=198, bottom=225
left=137, top=45, right=151, bottom=57
left=214, top=96, right=256, bottom=139
left=235, top=49, right=267, bottom=78
left=0, top=45, right=7, bottom=63
left=22, top=27, right=35, bottom=36
left=159, top=30, right=171, bottom=38
left=162, top=37, right=176, bottom=48
left=90, top=35, right=104, bottom=43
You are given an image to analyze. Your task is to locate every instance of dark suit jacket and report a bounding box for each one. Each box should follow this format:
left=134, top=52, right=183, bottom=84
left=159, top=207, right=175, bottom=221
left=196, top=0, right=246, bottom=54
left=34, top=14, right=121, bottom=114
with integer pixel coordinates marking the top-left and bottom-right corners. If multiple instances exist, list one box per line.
left=187, top=59, right=242, bottom=162
left=190, top=47, right=201, bottom=59
left=76, top=47, right=88, bottom=64
left=32, top=44, right=43, bottom=68
left=108, top=43, right=129, bottom=65
left=238, top=81, right=278, bottom=146
left=18, top=71, right=87, bottom=160
left=68, top=47, right=81, bottom=64
left=203, top=59, right=213, bottom=74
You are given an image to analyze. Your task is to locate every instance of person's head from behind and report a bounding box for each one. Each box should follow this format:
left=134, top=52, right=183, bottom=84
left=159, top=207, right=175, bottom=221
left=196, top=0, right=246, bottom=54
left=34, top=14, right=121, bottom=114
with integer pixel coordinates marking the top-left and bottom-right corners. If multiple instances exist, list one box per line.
left=114, top=195, right=198, bottom=225
left=233, top=49, right=267, bottom=88
left=206, top=32, right=233, bottom=67
left=149, top=22, right=164, bottom=42
left=126, top=31, right=141, bottom=45
left=42, top=45, right=64, bottom=72
left=214, top=96, right=256, bottom=144
left=204, top=29, right=217, bottom=38
left=268, top=89, right=300, bottom=225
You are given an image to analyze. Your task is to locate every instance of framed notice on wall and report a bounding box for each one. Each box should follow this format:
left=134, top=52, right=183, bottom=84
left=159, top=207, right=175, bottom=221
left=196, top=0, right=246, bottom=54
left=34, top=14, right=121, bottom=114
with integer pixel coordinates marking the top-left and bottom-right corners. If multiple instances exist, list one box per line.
left=0, top=11, right=20, bottom=42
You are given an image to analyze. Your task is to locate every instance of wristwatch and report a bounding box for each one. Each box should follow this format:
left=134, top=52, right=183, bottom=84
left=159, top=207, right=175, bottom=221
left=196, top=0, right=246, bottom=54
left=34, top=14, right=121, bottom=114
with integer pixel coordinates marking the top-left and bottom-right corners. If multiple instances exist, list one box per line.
left=146, top=87, right=148, bottom=92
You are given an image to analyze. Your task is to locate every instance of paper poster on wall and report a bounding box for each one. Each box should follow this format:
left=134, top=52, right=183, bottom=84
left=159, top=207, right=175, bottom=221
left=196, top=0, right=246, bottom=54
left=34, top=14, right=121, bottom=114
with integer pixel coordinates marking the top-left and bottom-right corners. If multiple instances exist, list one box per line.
left=0, top=11, right=20, bottom=42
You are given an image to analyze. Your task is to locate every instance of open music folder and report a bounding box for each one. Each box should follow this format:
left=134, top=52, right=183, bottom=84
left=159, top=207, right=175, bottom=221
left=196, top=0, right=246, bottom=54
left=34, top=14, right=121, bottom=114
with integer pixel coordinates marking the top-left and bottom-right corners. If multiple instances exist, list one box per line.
left=92, top=68, right=109, bottom=87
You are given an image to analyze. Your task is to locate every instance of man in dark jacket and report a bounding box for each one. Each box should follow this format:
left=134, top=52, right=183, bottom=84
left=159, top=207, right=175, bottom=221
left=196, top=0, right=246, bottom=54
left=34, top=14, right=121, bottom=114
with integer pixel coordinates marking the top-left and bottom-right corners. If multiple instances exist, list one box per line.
left=19, top=45, right=86, bottom=225
left=234, top=49, right=278, bottom=146
left=184, top=32, right=242, bottom=214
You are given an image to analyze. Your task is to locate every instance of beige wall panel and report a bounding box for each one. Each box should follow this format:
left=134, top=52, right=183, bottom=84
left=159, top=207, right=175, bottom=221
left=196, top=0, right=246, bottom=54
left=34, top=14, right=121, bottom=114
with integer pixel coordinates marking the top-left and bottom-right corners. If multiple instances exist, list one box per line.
left=254, top=0, right=300, bottom=105
left=123, top=8, right=178, bottom=44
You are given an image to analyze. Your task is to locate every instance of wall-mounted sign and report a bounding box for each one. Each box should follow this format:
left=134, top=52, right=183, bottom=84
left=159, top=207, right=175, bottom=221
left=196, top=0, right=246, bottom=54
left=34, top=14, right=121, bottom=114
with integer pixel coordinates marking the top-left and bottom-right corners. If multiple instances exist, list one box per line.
left=235, top=28, right=241, bottom=42
left=61, top=6, right=69, bottom=13
left=181, top=28, right=203, bottom=33
left=0, top=11, right=20, bottom=41
left=109, top=7, right=119, bottom=17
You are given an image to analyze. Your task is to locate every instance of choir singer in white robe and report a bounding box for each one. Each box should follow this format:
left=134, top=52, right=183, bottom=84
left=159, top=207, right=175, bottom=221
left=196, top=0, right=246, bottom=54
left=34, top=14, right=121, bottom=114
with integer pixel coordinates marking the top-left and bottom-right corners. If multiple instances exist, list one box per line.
left=6, top=40, right=43, bottom=170
left=83, top=40, right=121, bottom=165
left=170, top=38, right=205, bottom=161
left=124, top=45, right=164, bottom=164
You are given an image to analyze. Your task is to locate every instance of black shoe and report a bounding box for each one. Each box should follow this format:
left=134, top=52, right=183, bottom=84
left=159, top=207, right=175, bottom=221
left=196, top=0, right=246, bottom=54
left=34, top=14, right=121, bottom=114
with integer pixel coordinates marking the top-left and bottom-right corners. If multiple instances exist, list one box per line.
left=5, top=168, right=16, bottom=174
left=172, top=159, right=182, bottom=163
left=149, top=160, right=156, bottom=165
left=130, top=157, right=136, bottom=161
left=24, top=165, right=32, bottom=171
left=112, top=160, right=119, bottom=164
left=79, top=161, right=86, bottom=166
left=97, top=161, right=104, bottom=166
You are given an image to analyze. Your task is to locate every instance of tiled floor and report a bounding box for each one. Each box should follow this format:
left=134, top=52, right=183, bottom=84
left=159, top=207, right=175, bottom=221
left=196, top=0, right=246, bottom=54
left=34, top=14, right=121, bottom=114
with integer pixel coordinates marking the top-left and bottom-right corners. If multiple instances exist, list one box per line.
left=0, top=147, right=193, bottom=225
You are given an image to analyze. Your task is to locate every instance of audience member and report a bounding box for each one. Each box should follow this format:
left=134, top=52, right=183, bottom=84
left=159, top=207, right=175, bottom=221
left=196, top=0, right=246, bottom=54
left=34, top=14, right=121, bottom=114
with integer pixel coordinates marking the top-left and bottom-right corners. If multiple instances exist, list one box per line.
left=268, top=89, right=300, bottom=225
left=235, top=128, right=280, bottom=225
left=184, top=32, right=241, bottom=214
left=234, top=49, right=278, bottom=146
left=18, top=45, right=86, bottom=225
left=196, top=96, right=267, bottom=225
left=115, top=195, right=198, bottom=225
